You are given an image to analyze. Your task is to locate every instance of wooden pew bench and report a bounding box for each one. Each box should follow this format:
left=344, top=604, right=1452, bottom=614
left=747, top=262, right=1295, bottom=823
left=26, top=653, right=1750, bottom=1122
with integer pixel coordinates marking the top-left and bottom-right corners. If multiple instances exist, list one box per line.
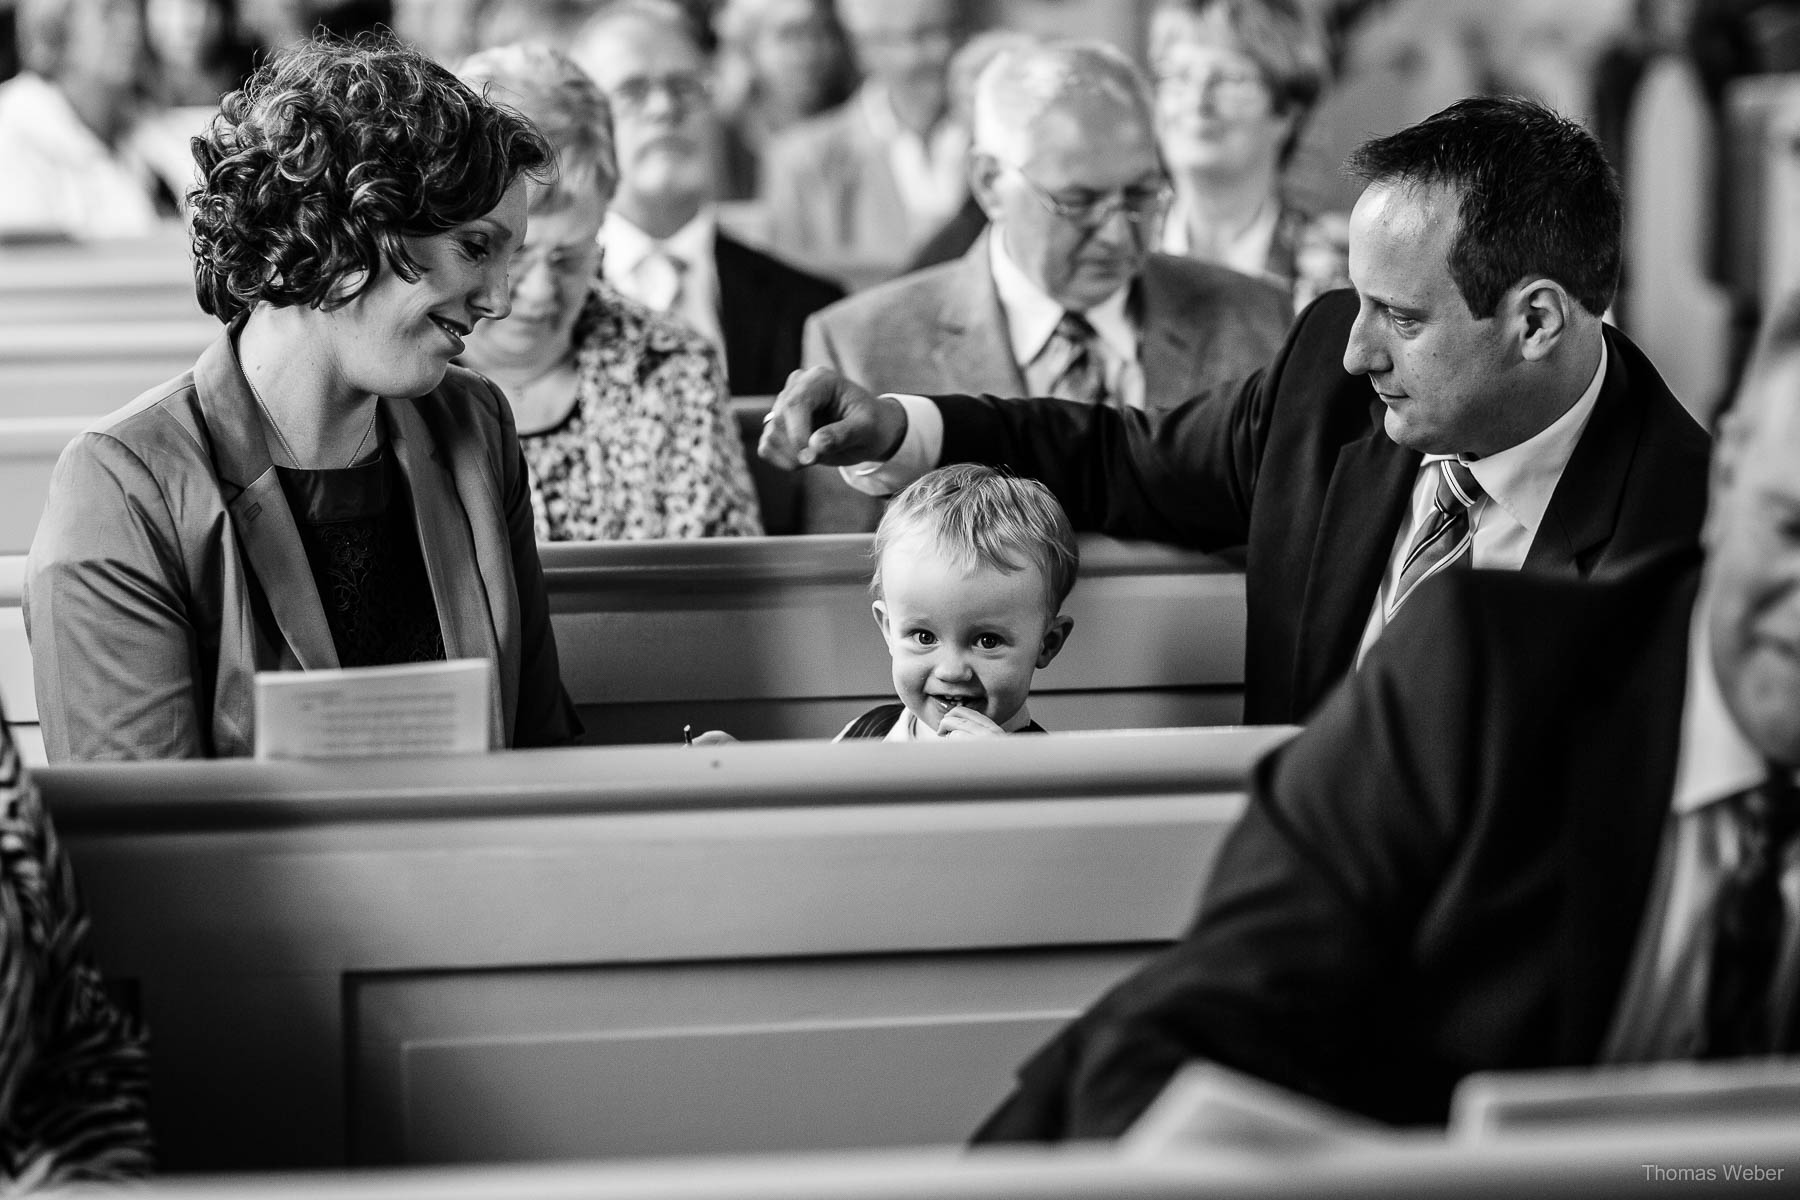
left=45, top=727, right=1294, bottom=1170
left=0, top=535, right=1247, bottom=759
left=72, top=1119, right=1800, bottom=1200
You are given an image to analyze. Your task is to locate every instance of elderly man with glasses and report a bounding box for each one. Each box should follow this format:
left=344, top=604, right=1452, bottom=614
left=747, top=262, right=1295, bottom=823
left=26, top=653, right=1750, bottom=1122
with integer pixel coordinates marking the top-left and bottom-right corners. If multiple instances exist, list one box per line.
left=794, top=39, right=1291, bottom=531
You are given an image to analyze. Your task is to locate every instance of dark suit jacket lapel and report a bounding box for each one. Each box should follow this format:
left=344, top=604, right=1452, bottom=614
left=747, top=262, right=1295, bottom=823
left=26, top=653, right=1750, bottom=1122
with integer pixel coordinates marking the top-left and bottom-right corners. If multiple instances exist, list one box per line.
left=190, top=329, right=339, bottom=670
left=1524, top=331, right=1638, bottom=576
left=932, top=233, right=1030, bottom=396
left=713, top=231, right=761, bottom=389
left=1553, top=571, right=1696, bottom=1058
left=388, top=399, right=508, bottom=746
left=1135, top=261, right=1203, bottom=412
left=1289, top=402, right=1419, bottom=715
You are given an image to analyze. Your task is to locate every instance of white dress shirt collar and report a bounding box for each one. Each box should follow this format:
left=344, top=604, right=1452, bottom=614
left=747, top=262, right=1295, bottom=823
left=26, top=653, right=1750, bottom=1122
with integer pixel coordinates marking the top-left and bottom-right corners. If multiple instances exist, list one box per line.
left=602, top=205, right=716, bottom=278
left=600, top=206, right=724, bottom=356
left=1423, top=337, right=1609, bottom=543
left=987, top=232, right=1136, bottom=372
left=1671, top=600, right=1773, bottom=817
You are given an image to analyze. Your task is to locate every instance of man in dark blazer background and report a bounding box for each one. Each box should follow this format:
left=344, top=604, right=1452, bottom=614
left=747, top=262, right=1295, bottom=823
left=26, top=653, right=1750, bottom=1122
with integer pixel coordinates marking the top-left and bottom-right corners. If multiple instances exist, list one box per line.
left=572, top=2, right=843, bottom=531
left=798, top=40, right=1292, bottom=532
left=760, top=95, right=1711, bottom=722
left=969, top=292, right=1800, bottom=1138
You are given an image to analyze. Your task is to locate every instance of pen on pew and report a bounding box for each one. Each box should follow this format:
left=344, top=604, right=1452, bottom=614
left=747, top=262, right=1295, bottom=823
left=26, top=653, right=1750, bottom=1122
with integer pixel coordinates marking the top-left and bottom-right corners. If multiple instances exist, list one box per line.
left=683, top=723, right=693, bottom=747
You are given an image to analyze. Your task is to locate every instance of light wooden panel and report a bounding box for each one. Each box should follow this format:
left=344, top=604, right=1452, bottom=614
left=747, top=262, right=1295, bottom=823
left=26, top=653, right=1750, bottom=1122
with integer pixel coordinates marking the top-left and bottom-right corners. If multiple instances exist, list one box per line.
left=48, top=1116, right=1800, bottom=1197
left=1, top=536, right=1246, bottom=752
left=44, top=727, right=1290, bottom=1170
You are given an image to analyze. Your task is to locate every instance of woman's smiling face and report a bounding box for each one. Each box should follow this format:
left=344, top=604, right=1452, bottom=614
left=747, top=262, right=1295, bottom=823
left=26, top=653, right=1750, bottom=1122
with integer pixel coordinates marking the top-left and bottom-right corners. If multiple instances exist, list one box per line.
left=319, top=176, right=528, bottom=400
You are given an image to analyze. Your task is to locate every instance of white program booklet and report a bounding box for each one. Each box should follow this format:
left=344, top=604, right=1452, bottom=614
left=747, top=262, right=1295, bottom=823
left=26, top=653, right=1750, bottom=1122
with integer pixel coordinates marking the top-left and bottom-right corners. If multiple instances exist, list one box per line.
left=253, top=658, right=493, bottom=760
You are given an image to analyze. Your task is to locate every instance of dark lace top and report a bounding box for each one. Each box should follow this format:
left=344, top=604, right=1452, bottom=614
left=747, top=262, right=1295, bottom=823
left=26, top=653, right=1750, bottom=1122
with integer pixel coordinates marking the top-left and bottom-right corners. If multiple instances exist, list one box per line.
left=275, top=451, right=446, bottom=668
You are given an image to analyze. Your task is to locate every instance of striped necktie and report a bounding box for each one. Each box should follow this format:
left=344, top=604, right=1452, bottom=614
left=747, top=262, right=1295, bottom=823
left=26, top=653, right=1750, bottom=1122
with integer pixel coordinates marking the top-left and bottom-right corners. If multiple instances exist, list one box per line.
left=1702, top=773, right=1800, bottom=1058
left=1387, top=459, right=1484, bottom=619
left=1047, top=311, right=1109, bottom=408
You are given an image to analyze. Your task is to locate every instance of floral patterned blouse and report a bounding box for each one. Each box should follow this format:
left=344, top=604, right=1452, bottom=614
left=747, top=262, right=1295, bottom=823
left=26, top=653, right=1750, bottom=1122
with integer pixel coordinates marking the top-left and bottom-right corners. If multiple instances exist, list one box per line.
left=0, top=712, right=151, bottom=1185
left=520, top=282, right=764, bottom=542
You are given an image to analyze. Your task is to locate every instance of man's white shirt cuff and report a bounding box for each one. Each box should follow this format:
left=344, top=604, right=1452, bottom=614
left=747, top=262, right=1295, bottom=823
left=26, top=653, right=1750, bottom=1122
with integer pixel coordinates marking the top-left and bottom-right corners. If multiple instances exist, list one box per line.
left=839, top=393, right=943, bottom=496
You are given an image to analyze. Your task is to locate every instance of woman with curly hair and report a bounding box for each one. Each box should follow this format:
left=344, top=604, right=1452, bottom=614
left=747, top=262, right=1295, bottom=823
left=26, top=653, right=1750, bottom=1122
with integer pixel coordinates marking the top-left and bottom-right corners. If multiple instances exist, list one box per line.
left=23, top=33, right=582, bottom=761
left=456, top=42, right=763, bottom=542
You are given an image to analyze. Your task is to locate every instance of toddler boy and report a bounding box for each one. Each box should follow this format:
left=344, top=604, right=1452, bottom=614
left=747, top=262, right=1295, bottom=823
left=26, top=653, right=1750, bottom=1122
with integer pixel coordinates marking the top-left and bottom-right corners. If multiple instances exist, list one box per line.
left=838, top=464, right=1078, bottom=740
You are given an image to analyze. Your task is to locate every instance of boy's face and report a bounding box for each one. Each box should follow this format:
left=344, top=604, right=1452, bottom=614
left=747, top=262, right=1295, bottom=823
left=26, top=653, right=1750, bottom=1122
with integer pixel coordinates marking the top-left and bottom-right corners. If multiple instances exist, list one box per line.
left=872, top=535, right=1073, bottom=735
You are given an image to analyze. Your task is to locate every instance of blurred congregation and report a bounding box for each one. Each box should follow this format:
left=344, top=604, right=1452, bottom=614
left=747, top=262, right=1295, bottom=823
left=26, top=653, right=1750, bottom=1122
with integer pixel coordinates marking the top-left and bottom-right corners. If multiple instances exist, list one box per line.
left=7, top=0, right=1800, bottom=1197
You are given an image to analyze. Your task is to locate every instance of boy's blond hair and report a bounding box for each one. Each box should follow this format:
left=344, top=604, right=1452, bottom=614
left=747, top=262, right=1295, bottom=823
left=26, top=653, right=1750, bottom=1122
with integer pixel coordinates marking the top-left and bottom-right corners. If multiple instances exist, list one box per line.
left=872, top=465, right=1079, bottom=612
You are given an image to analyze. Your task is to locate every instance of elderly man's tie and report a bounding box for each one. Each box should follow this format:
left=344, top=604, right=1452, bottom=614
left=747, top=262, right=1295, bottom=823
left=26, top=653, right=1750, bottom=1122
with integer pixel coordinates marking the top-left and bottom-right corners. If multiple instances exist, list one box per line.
left=1702, top=772, right=1800, bottom=1057
left=1048, top=311, right=1108, bottom=408
left=1387, top=459, right=1484, bottom=620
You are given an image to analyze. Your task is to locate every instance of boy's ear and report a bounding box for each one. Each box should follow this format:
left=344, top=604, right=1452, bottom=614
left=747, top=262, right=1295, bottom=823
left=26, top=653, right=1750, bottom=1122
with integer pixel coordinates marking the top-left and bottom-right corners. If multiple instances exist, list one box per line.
left=872, top=599, right=894, bottom=646
left=1036, top=614, right=1074, bottom=670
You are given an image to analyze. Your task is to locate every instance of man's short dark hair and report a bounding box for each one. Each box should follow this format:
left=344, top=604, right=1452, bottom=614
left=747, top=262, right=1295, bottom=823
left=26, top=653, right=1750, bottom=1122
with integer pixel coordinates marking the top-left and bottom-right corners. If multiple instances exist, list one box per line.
left=1345, top=95, right=1622, bottom=319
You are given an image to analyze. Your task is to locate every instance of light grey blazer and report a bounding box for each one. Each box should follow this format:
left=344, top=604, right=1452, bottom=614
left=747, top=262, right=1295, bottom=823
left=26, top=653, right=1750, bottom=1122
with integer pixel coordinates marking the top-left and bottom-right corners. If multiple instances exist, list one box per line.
left=24, top=325, right=579, bottom=761
left=802, top=233, right=1294, bottom=416
left=795, top=233, right=1295, bottom=531
left=760, top=97, right=915, bottom=279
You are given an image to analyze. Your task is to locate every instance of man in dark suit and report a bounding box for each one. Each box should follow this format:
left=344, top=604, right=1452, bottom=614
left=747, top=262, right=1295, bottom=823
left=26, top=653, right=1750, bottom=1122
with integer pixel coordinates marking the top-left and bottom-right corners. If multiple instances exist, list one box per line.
left=571, top=0, right=844, bottom=399
left=761, top=95, right=1710, bottom=722
left=798, top=40, right=1291, bottom=532
left=968, top=294, right=1800, bottom=1138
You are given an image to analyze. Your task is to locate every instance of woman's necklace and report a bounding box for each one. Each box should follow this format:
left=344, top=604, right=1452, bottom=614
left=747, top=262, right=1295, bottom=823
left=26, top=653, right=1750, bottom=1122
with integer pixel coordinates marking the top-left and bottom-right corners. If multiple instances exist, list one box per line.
left=247, top=375, right=379, bottom=469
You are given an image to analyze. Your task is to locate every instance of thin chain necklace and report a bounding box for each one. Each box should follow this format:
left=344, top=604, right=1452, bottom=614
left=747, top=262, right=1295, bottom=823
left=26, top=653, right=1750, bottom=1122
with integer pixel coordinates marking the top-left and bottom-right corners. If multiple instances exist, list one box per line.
left=247, top=374, right=379, bottom=469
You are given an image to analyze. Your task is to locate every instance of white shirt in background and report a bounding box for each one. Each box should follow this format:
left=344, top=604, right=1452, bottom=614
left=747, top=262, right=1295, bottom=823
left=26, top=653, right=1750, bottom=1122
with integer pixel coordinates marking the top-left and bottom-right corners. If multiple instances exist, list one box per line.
left=601, top=207, right=726, bottom=365
left=0, top=73, right=164, bottom=239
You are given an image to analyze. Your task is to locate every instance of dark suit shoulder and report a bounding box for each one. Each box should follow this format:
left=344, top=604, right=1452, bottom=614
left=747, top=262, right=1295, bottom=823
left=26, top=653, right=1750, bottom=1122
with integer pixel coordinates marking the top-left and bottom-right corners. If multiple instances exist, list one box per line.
left=1381, top=545, right=1702, bottom=683
left=716, top=231, right=846, bottom=309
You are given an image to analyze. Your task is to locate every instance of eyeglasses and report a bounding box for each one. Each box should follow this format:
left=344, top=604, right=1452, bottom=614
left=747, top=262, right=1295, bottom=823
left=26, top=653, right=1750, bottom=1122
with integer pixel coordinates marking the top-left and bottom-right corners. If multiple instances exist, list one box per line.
left=1153, top=64, right=1273, bottom=111
left=607, top=72, right=712, bottom=114
left=1002, top=163, right=1172, bottom=230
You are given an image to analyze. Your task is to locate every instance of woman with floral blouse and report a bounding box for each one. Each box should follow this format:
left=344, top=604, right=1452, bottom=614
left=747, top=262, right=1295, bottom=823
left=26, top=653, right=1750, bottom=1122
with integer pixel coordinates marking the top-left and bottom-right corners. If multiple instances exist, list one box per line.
left=458, top=42, right=763, bottom=541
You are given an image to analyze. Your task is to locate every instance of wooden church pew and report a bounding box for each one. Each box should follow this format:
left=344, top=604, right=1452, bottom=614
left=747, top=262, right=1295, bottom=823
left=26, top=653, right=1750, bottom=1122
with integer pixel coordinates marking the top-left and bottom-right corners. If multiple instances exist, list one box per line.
left=43, top=726, right=1294, bottom=1171
left=58, top=1105, right=1800, bottom=1196
left=0, top=535, right=1246, bottom=758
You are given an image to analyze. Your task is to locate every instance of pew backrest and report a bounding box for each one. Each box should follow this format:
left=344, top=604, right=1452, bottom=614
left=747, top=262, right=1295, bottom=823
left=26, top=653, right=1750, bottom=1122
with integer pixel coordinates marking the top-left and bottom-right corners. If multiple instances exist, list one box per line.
left=1, top=535, right=1247, bottom=755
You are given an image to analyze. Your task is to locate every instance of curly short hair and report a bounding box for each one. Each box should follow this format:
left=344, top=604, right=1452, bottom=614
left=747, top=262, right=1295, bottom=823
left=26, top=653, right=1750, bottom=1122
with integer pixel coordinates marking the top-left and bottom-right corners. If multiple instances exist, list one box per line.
left=872, top=464, right=1080, bottom=614
left=457, top=42, right=619, bottom=215
left=188, top=32, right=554, bottom=323
left=1345, top=95, right=1622, bottom=319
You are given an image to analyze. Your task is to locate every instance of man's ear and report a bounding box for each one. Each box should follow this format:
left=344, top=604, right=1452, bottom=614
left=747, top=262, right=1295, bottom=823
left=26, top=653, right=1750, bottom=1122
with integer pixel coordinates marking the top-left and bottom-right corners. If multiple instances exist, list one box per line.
left=1036, top=613, right=1074, bottom=669
left=1513, top=279, right=1572, bottom=363
left=969, top=151, right=1005, bottom=222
